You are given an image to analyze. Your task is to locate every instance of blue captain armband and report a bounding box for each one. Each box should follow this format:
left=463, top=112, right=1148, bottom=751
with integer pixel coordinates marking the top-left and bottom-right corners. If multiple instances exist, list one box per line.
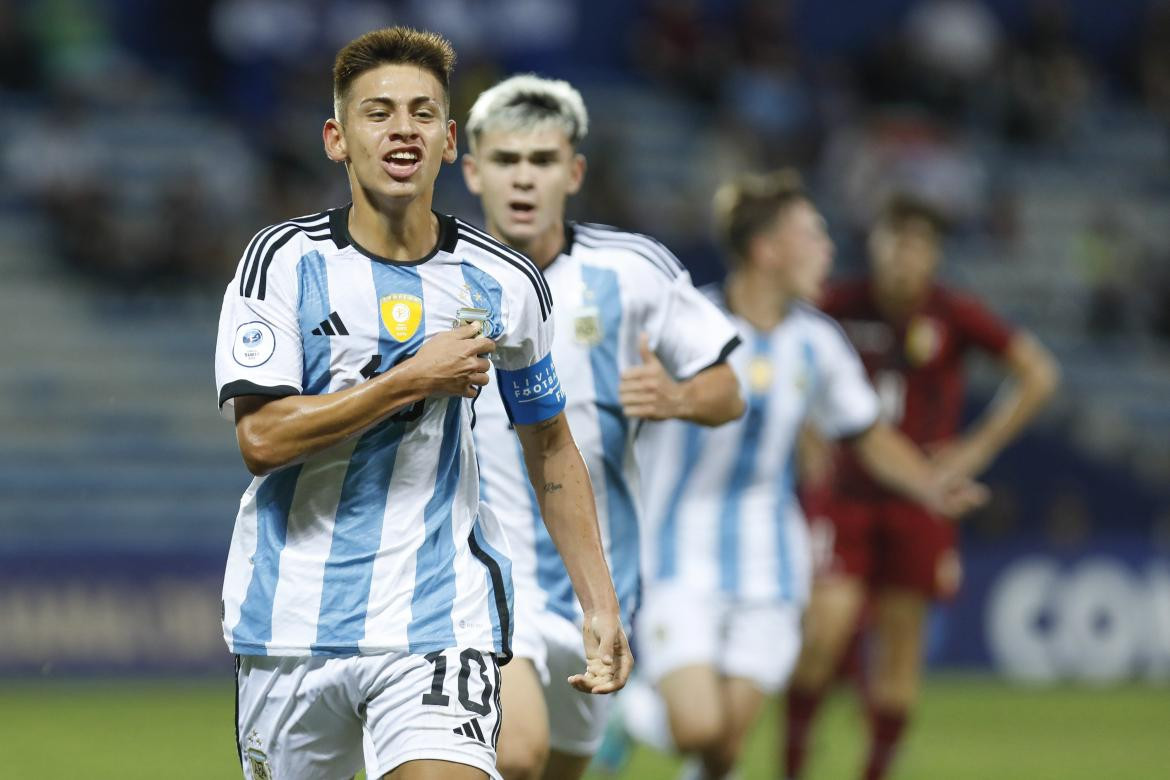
left=497, top=353, right=566, bottom=425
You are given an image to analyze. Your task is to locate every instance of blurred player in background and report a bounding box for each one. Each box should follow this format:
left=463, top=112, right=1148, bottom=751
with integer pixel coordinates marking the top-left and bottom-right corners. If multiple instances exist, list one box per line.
left=623, top=172, right=987, bottom=780
left=214, top=29, right=629, bottom=780
left=461, top=74, right=745, bottom=780
left=784, top=195, right=1060, bottom=780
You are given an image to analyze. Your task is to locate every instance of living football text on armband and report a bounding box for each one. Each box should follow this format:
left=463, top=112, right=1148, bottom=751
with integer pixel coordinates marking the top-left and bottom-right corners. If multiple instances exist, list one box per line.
left=496, top=353, right=566, bottom=425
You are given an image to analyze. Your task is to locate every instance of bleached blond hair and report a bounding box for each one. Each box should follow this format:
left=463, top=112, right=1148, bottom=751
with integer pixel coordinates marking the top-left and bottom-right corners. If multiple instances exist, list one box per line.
left=466, top=74, right=589, bottom=152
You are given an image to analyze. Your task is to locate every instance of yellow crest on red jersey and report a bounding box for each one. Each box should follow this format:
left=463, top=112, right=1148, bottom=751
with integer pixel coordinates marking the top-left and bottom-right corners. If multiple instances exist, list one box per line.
left=380, top=294, right=423, bottom=342
left=905, top=316, right=942, bottom=366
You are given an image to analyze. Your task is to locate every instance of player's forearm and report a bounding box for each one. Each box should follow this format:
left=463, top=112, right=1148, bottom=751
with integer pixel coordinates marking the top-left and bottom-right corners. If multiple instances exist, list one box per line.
left=235, top=363, right=428, bottom=475
left=519, top=422, right=620, bottom=616
left=851, top=422, right=940, bottom=508
left=675, top=363, right=745, bottom=426
left=965, top=343, right=1060, bottom=464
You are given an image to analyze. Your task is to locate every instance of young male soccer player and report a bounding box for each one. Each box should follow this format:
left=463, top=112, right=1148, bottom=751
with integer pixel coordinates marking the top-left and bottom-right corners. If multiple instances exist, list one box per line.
left=626, top=172, right=987, bottom=780
left=460, top=74, right=745, bottom=780
left=214, top=29, right=629, bottom=780
left=784, top=195, right=1060, bottom=780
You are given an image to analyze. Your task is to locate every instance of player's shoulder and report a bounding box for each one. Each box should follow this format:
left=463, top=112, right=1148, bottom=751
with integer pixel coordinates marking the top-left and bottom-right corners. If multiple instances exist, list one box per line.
left=793, top=300, right=855, bottom=351
left=570, top=222, right=687, bottom=281
left=696, top=281, right=729, bottom=311
left=451, top=217, right=552, bottom=321
left=236, top=207, right=342, bottom=301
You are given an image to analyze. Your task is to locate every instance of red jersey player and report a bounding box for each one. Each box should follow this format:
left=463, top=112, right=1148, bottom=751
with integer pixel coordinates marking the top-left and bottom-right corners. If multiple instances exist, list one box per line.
left=784, top=195, right=1060, bottom=780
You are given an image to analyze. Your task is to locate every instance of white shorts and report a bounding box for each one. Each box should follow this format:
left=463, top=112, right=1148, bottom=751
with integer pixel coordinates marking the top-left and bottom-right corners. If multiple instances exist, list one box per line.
left=510, top=586, right=613, bottom=756
left=636, top=582, right=803, bottom=694
left=235, top=649, right=502, bottom=780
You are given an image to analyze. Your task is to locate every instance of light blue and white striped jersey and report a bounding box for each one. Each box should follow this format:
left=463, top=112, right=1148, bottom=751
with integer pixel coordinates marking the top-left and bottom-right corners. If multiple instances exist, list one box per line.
left=638, top=290, right=879, bottom=604
left=214, top=206, right=563, bottom=658
left=473, top=223, right=741, bottom=625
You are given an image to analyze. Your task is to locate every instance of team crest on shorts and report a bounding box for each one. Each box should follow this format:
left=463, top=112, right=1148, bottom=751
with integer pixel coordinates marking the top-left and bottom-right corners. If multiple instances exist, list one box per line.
left=380, top=293, right=423, bottom=342
left=573, top=305, right=603, bottom=346
left=245, top=730, right=273, bottom=780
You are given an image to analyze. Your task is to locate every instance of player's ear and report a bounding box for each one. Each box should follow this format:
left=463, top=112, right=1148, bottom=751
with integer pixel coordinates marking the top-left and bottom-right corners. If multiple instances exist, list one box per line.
left=442, top=119, right=458, bottom=164
left=567, top=153, right=586, bottom=196
left=323, top=118, right=348, bottom=163
left=462, top=151, right=482, bottom=195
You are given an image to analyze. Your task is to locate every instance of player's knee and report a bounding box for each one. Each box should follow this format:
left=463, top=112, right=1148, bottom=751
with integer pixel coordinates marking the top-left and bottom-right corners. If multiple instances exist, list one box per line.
left=496, top=735, right=549, bottom=780
left=668, top=710, right=723, bottom=755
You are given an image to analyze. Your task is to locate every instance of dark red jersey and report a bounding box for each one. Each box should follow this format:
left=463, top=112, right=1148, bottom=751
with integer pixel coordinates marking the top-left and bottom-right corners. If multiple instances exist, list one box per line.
left=821, top=278, right=1016, bottom=498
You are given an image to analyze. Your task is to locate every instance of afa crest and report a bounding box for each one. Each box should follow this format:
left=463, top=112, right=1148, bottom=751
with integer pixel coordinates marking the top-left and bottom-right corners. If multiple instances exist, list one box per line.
left=245, top=730, right=273, bottom=780
left=573, top=305, right=603, bottom=346
left=380, top=293, right=423, bottom=342
left=748, top=356, right=774, bottom=394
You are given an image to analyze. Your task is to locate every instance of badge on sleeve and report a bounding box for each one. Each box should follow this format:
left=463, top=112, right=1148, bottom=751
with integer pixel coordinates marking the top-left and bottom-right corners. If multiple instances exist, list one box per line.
left=233, top=321, right=276, bottom=367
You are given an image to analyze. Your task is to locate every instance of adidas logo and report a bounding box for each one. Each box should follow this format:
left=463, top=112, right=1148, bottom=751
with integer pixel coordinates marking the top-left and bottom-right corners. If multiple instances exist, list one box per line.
left=311, top=312, right=348, bottom=336
left=453, top=718, right=486, bottom=743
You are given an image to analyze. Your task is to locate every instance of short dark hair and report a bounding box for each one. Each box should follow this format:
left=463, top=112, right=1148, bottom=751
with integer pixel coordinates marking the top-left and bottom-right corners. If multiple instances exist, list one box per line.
left=876, top=193, right=949, bottom=236
left=332, top=27, right=456, bottom=118
left=713, top=168, right=807, bottom=267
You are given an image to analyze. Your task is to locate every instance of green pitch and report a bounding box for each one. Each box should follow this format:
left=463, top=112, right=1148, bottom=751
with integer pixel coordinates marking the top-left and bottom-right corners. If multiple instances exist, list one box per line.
left=1, top=676, right=1165, bottom=779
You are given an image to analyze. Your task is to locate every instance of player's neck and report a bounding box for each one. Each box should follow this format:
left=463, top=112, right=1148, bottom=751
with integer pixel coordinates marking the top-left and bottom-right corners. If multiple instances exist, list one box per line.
left=489, top=219, right=564, bottom=271
left=873, top=281, right=929, bottom=322
left=725, top=269, right=790, bottom=331
left=348, top=189, right=439, bottom=261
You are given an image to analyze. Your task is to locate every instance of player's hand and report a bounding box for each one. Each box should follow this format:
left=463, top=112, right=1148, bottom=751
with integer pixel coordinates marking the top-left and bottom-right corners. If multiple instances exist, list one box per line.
left=923, top=470, right=990, bottom=519
left=619, top=333, right=682, bottom=420
left=569, top=609, right=633, bottom=694
left=408, top=321, right=496, bottom=398
left=928, top=437, right=994, bottom=481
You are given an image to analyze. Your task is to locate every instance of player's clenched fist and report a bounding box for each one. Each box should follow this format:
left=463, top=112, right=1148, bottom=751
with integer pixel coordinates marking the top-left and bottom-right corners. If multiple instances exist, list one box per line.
left=409, top=321, right=497, bottom=398
left=568, top=609, right=633, bottom=694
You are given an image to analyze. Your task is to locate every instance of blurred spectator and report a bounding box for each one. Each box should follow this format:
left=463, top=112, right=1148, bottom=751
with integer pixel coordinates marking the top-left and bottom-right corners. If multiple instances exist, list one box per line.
left=721, top=0, right=816, bottom=166
left=1074, top=207, right=1140, bottom=341
left=903, top=0, right=1003, bottom=119
left=1001, top=0, right=1094, bottom=145
left=630, top=0, right=728, bottom=103
left=0, top=3, right=42, bottom=92
left=1137, top=0, right=1170, bottom=123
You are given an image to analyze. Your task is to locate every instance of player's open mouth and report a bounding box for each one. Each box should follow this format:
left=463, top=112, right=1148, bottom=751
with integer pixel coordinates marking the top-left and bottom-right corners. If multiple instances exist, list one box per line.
left=508, top=201, right=536, bottom=223
left=383, top=148, right=423, bottom=180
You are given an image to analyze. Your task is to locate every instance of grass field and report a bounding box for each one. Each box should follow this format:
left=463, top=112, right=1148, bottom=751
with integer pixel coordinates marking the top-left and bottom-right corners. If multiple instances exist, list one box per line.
left=1, top=676, right=1165, bottom=779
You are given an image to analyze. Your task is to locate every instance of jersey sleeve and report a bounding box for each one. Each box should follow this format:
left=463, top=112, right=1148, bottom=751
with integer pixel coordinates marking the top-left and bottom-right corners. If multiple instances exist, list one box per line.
left=808, top=318, right=881, bottom=439
left=648, top=274, right=741, bottom=379
left=214, top=243, right=303, bottom=418
left=491, top=266, right=565, bottom=426
left=950, top=292, right=1016, bottom=357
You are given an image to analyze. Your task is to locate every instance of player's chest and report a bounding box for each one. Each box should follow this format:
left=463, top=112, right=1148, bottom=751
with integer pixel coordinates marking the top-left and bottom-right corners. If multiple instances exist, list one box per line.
left=549, top=261, right=635, bottom=369
left=297, top=258, right=503, bottom=389
left=842, top=314, right=957, bottom=373
left=731, top=327, right=815, bottom=424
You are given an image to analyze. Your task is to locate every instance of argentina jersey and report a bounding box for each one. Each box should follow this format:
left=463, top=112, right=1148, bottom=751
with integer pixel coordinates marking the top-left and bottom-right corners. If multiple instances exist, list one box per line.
left=214, top=206, right=562, bottom=658
left=638, top=292, right=880, bottom=604
left=472, top=223, right=740, bottom=626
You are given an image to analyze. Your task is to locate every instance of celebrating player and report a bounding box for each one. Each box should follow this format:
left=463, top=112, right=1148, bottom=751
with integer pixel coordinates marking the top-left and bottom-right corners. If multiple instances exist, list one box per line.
left=626, top=172, right=987, bottom=780
left=214, top=29, right=627, bottom=780
left=461, top=74, right=745, bottom=780
left=784, top=195, right=1060, bottom=780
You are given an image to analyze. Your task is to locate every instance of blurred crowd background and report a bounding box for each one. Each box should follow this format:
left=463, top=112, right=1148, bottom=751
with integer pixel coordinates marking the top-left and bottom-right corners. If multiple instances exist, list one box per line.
left=1, top=0, right=1168, bottom=685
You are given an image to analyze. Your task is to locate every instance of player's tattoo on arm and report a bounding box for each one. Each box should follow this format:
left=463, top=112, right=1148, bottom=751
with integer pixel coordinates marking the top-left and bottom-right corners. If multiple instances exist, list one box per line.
left=543, top=482, right=563, bottom=494
left=535, top=418, right=559, bottom=432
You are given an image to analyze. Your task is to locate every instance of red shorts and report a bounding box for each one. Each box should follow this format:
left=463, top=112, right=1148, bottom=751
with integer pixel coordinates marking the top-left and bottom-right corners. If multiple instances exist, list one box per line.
left=807, top=496, right=961, bottom=600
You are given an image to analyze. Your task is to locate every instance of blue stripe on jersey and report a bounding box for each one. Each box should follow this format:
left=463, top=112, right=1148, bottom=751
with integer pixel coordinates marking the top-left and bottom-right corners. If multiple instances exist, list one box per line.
left=408, top=396, right=464, bottom=650
left=718, top=331, right=772, bottom=595
left=655, top=423, right=703, bottom=581
left=313, top=263, right=425, bottom=652
left=298, top=251, right=332, bottom=394
left=516, top=434, right=577, bottom=623
left=775, top=339, right=816, bottom=600
left=460, top=262, right=506, bottom=340
left=470, top=519, right=514, bottom=655
left=581, top=264, right=640, bottom=622
left=231, top=464, right=303, bottom=652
